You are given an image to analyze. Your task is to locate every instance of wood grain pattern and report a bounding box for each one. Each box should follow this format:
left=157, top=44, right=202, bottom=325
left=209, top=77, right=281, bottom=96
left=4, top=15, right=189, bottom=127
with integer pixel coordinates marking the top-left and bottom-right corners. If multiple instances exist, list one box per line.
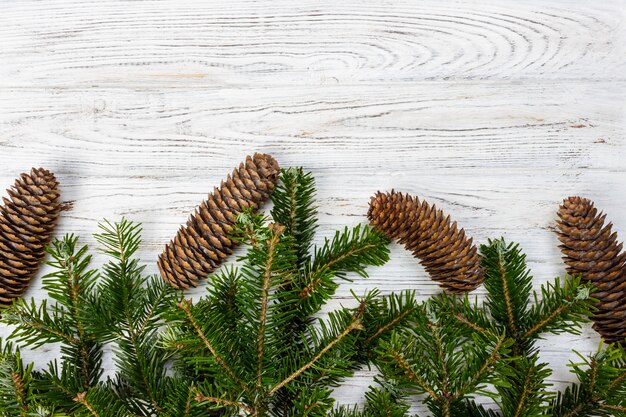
left=0, top=0, right=624, bottom=413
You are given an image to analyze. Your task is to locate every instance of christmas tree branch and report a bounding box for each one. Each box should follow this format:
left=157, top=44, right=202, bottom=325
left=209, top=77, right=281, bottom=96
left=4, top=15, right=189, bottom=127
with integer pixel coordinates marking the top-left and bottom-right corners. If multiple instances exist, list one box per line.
left=599, top=403, right=626, bottom=412
left=10, top=372, right=28, bottom=415
left=300, top=245, right=374, bottom=298
left=268, top=319, right=363, bottom=396
left=57, top=244, right=93, bottom=389
left=453, top=334, right=507, bottom=400
left=93, top=219, right=172, bottom=413
left=270, top=167, right=317, bottom=269
left=482, top=239, right=533, bottom=342
left=364, top=308, right=414, bottom=345
left=496, top=253, right=517, bottom=335
left=512, top=365, right=537, bottom=417
left=387, top=348, right=439, bottom=400
left=522, top=304, right=570, bottom=340
left=299, top=224, right=388, bottom=299
left=551, top=346, right=626, bottom=417
left=177, top=299, right=251, bottom=395
left=6, top=305, right=80, bottom=346
left=73, top=392, right=100, bottom=417
left=256, top=226, right=281, bottom=388
left=521, top=276, right=592, bottom=340
left=452, top=313, right=490, bottom=336
left=195, top=393, right=253, bottom=413
left=0, top=342, right=32, bottom=416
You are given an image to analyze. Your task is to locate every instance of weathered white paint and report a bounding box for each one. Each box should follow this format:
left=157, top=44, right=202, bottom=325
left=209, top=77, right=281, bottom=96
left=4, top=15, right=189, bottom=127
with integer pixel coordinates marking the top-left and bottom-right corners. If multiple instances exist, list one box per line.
left=0, top=0, right=624, bottom=413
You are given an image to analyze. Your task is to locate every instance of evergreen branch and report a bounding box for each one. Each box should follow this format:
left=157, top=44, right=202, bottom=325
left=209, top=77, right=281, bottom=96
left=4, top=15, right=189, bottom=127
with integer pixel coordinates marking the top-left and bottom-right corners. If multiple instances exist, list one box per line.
left=93, top=220, right=177, bottom=414
left=387, top=348, right=440, bottom=400
left=0, top=341, right=33, bottom=417
left=550, top=345, right=626, bottom=417
left=361, top=290, right=418, bottom=347
left=50, top=237, right=96, bottom=389
left=299, top=224, right=389, bottom=300
left=521, top=304, right=568, bottom=340
left=177, top=299, right=251, bottom=394
left=10, top=372, right=28, bottom=414
left=606, top=364, right=626, bottom=393
left=431, top=293, right=493, bottom=337
left=364, top=308, right=414, bottom=345
left=481, top=239, right=532, bottom=339
left=268, top=320, right=363, bottom=396
left=521, top=276, right=592, bottom=340
left=498, top=356, right=552, bottom=417
left=73, top=392, right=100, bottom=417
left=195, top=393, right=253, bottom=413
left=453, top=334, right=507, bottom=400
left=498, top=259, right=517, bottom=334
left=431, top=322, right=450, bottom=403
left=270, top=167, right=318, bottom=269
left=5, top=302, right=80, bottom=347
left=599, top=403, right=626, bottom=412
left=453, top=313, right=490, bottom=336
left=256, top=225, right=281, bottom=388
left=137, top=279, right=172, bottom=337
left=513, top=366, right=536, bottom=417
left=70, top=387, right=128, bottom=417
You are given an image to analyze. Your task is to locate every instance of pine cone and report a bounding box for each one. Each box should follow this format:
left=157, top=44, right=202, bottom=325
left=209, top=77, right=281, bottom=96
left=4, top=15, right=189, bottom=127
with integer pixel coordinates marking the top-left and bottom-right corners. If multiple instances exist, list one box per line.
left=0, top=168, right=62, bottom=306
left=368, top=190, right=484, bottom=293
left=158, top=153, right=280, bottom=289
left=556, top=196, right=626, bottom=343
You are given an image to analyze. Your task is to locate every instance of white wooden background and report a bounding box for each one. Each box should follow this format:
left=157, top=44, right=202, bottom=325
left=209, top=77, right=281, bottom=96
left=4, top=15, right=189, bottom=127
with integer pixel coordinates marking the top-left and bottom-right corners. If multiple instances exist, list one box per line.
left=1, top=0, right=625, bottom=413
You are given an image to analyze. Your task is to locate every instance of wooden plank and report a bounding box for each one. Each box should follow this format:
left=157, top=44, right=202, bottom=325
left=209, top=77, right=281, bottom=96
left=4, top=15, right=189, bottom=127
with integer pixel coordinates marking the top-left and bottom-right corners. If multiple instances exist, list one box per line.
left=0, top=0, right=624, bottom=87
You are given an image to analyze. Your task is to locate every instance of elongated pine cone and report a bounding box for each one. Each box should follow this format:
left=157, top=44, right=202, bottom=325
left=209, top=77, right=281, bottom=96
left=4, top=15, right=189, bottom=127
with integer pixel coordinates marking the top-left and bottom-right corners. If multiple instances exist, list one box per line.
left=557, top=196, right=626, bottom=343
left=158, top=153, right=280, bottom=289
left=0, top=168, right=62, bottom=306
left=368, top=190, right=484, bottom=293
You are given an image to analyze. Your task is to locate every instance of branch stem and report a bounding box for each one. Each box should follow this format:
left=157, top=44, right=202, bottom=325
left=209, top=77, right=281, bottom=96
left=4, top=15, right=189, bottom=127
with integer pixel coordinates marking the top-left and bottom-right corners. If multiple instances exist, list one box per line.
left=268, top=320, right=363, bottom=396
left=178, top=300, right=251, bottom=394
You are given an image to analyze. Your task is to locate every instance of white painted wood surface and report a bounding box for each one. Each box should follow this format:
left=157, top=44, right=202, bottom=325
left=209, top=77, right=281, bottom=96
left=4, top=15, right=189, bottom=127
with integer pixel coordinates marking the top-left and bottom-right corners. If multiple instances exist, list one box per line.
left=0, top=0, right=625, bottom=413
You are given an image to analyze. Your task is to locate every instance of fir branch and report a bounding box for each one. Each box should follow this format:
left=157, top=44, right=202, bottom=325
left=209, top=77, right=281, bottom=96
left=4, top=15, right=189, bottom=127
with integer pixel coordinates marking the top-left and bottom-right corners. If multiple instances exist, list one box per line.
left=363, top=291, right=418, bottom=345
left=91, top=219, right=179, bottom=414
left=432, top=293, right=493, bottom=337
left=177, top=299, right=251, bottom=395
left=4, top=300, right=80, bottom=347
left=0, top=341, right=33, bottom=417
left=270, top=167, right=318, bottom=269
left=195, top=393, right=253, bottom=413
left=4, top=235, right=103, bottom=401
left=496, top=355, right=553, bottom=417
left=520, top=275, right=592, bottom=340
left=549, top=345, right=626, bottom=417
left=376, top=301, right=510, bottom=416
left=481, top=238, right=532, bottom=337
left=257, top=225, right=283, bottom=388
left=73, top=392, right=100, bottom=417
left=299, top=224, right=389, bottom=301
left=453, top=334, right=507, bottom=400
left=70, top=386, right=127, bottom=417
left=387, top=347, right=439, bottom=400
left=268, top=319, right=364, bottom=396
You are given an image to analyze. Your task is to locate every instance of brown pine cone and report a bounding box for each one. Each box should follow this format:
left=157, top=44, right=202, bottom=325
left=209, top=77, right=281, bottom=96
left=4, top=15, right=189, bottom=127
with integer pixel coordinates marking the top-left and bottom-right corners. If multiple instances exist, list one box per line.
left=0, top=168, right=62, bottom=306
left=556, top=196, right=626, bottom=343
left=368, top=190, right=484, bottom=293
left=158, top=153, right=280, bottom=289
